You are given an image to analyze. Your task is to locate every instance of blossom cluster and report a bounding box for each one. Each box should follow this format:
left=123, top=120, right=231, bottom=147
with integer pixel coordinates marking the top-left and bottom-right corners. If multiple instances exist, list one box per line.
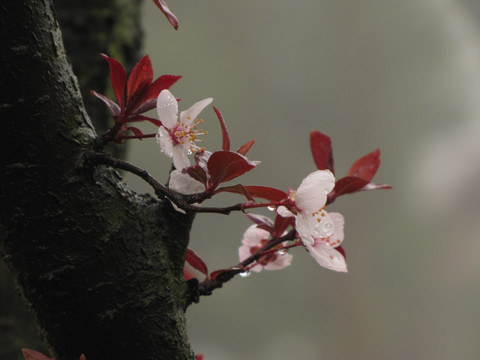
left=93, top=54, right=390, bottom=280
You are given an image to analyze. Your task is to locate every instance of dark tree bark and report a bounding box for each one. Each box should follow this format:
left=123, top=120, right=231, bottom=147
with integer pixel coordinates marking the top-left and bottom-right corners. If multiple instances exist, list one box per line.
left=0, top=1, right=195, bottom=359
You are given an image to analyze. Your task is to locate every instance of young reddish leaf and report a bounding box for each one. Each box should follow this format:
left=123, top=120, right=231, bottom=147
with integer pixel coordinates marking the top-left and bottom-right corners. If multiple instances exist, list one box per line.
left=101, top=53, right=127, bottom=109
left=214, top=184, right=254, bottom=201
left=236, top=139, right=255, bottom=156
left=184, top=265, right=199, bottom=281
left=185, top=248, right=209, bottom=278
left=207, top=151, right=258, bottom=186
left=90, top=90, right=121, bottom=117
left=152, top=0, right=179, bottom=30
left=185, top=165, right=208, bottom=186
left=79, top=355, right=87, bottom=360
left=213, top=106, right=230, bottom=151
left=334, top=176, right=369, bottom=197
left=195, top=355, right=204, bottom=360
left=246, top=213, right=274, bottom=228
left=336, top=245, right=347, bottom=259
left=125, top=126, right=144, bottom=137
left=346, top=148, right=380, bottom=182
left=310, top=131, right=334, bottom=173
left=242, top=186, right=287, bottom=202
left=274, top=213, right=295, bottom=237
left=141, top=74, right=182, bottom=105
left=126, top=55, right=154, bottom=107
left=22, top=349, right=54, bottom=360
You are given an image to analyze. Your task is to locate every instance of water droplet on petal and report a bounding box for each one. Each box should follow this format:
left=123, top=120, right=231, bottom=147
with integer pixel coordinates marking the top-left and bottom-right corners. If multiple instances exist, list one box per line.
left=277, top=248, right=288, bottom=256
left=267, top=206, right=276, bottom=211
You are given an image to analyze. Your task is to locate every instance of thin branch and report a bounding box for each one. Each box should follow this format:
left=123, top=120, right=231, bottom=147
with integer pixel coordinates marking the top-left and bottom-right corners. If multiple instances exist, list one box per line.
left=188, top=229, right=298, bottom=305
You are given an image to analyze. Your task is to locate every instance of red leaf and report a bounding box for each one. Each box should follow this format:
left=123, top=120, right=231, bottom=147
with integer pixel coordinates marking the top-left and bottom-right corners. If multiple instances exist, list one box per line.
left=127, top=55, right=153, bottom=100
left=185, top=249, right=209, bottom=278
left=207, top=151, right=258, bottom=187
left=246, top=213, right=274, bottom=228
left=334, top=176, right=369, bottom=197
left=242, top=185, right=287, bottom=202
left=215, top=184, right=254, bottom=201
left=22, top=349, right=55, bottom=360
left=274, top=213, right=295, bottom=237
left=90, top=90, right=121, bottom=117
left=141, top=74, right=182, bottom=104
left=346, top=149, right=380, bottom=182
left=336, top=245, right=347, bottom=259
left=236, top=139, right=255, bottom=156
left=125, top=126, right=144, bottom=137
left=186, top=165, right=208, bottom=186
left=152, top=0, right=179, bottom=30
left=310, top=131, right=334, bottom=173
left=101, top=53, right=127, bottom=109
left=213, top=106, right=230, bottom=151
left=79, top=355, right=87, bottom=360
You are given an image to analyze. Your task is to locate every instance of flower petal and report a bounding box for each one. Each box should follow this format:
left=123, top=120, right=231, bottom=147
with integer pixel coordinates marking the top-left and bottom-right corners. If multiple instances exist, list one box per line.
left=295, top=170, right=335, bottom=214
left=264, top=252, right=293, bottom=270
left=172, top=146, right=191, bottom=170
left=241, top=225, right=270, bottom=246
left=180, top=97, right=213, bottom=125
left=156, top=90, right=178, bottom=129
left=156, top=126, right=174, bottom=157
left=296, top=209, right=334, bottom=245
left=168, top=170, right=204, bottom=195
left=305, top=242, right=347, bottom=272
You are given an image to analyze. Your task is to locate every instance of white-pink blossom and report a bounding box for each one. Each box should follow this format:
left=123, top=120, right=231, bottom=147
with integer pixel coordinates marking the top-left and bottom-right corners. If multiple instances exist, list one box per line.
left=277, top=170, right=347, bottom=272
left=156, top=89, right=213, bottom=169
left=238, top=225, right=292, bottom=273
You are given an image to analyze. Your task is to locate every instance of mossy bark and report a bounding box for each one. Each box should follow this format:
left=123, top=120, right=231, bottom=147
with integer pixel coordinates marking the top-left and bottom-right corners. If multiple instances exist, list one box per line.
left=0, top=1, right=195, bottom=359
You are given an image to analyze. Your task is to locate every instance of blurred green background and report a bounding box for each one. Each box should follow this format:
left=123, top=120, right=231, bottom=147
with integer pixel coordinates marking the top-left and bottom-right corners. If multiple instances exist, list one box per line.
left=123, top=0, right=480, bottom=359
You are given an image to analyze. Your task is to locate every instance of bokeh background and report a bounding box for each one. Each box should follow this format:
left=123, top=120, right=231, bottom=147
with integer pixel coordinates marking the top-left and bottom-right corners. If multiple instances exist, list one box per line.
left=125, top=1, right=480, bottom=359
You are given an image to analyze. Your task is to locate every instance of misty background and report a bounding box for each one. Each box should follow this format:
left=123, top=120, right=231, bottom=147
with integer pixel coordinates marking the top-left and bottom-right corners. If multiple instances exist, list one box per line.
left=123, top=1, right=480, bottom=359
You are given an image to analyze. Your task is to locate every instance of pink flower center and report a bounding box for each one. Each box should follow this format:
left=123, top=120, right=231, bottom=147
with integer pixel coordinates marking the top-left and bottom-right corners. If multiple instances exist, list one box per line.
left=170, top=117, right=207, bottom=152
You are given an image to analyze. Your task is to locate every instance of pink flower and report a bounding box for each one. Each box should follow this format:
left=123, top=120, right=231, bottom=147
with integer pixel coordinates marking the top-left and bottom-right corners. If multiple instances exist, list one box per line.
left=156, top=90, right=213, bottom=169
left=238, top=225, right=292, bottom=273
left=277, top=170, right=347, bottom=272
left=304, top=212, right=347, bottom=272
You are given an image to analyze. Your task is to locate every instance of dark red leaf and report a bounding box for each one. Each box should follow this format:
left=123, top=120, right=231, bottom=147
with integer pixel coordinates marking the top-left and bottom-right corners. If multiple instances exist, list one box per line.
left=185, top=165, right=208, bottom=186
left=236, top=139, right=255, bottom=156
left=336, top=245, right=347, bottom=259
left=22, top=349, right=54, bottom=360
left=90, top=90, right=121, bottom=117
left=245, top=213, right=274, bottom=228
left=79, top=355, right=86, bottom=360
left=310, top=131, right=334, bottom=173
left=242, top=186, right=287, bottom=202
left=346, top=149, right=380, bottom=182
left=215, top=184, right=254, bottom=201
left=185, top=249, right=209, bottom=278
left=152, top=0, right=179, bottom=30
left=213, top=106, right=230, bottom=151
left=207, top=151, right=258, bottom=187
left=127, top=55, right=153, bottom=100
left=274, top=213, right=295, bottom=237
left=101, top=53, right=127, bottom=109
left=334, top=176, right=369, bottom=197
left=125, top=127, right=144, bottom=137
left=140, top=74, right=182, bottom=106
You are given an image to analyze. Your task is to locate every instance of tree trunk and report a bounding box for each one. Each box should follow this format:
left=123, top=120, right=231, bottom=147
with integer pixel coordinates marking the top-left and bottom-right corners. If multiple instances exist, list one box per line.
left=0, top=1, right=194, bottom=359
